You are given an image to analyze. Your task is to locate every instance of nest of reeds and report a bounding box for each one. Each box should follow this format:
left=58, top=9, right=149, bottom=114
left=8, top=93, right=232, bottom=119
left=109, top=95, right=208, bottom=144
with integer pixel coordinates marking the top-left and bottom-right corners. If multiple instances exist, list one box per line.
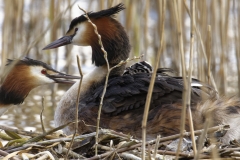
left=1, top=123, right=240, bottom=159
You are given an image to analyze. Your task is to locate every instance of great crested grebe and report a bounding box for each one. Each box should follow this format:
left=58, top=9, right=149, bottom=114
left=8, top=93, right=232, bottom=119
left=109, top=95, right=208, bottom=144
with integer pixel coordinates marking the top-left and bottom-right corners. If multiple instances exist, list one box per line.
left=0, top=57, right=79, bottom=116
left=43, top=3, right=240, bottom=144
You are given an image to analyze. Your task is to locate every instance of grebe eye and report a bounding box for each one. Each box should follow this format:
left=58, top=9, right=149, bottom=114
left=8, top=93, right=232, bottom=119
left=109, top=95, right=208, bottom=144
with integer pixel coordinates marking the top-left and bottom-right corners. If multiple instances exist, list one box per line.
left=75, top=28, right=78, bottom=32
left=41, top=69, right=47, bottom=74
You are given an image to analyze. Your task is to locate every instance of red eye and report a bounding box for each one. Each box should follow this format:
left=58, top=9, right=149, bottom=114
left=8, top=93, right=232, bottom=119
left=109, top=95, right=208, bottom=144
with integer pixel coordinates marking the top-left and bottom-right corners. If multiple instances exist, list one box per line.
left=41, top=69, right=47, bottom=74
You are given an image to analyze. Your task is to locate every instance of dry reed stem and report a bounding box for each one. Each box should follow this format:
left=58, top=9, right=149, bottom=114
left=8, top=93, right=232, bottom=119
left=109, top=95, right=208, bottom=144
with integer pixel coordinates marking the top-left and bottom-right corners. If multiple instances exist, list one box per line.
left=234, top=0, right=240, bottom=96
left=65, top=55, right=83, bottom=159
left=156, top=150, right=210, bottom=159
left=3, top=152, right=21, bottom=160
left=143, top=0, right=149, bottom=60
left=108, top=56, right=142, bottom=72
left=97, top=144, right=112, bottom=151
left=186, top=0, right=196, bottom=155
left=16, top=122, right=73, bottom=147
left=0, top=150, right=8, bottom=157
left=120, top=152, right=141, bottom=160
left=172, top=1, right=188, bottom=159
left=32, top=130, right=106, bottom=146
left=220, top=1, right=230, bottom=95
left=141, top=0, right=165, bottom=159
left=208, top=122, right=220, bottom=159
left=194, top=119, right=210, bottom=160
left=153, top=135, right=161, bottom=159
left=62, top=147, right=86, bottom=159
left=207, top=26, right=212, bottom=84
left=77, top=6, right=110, bottom=156
left=147, top=144, right=151, bottom=160
left=40, top=97, right=46, bottom=134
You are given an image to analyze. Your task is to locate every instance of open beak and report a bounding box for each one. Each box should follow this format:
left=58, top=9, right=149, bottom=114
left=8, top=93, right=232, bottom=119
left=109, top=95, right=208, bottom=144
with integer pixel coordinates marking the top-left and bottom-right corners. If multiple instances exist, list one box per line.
left=47, top=72, right=80, bottom=84
left=43, top=35, right=73, bottom=50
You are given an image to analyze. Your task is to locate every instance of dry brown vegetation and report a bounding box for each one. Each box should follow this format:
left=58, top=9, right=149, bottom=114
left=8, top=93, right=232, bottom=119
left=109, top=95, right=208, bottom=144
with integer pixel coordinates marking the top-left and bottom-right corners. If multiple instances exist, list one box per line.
left=0, top=0, right=240, bottom=159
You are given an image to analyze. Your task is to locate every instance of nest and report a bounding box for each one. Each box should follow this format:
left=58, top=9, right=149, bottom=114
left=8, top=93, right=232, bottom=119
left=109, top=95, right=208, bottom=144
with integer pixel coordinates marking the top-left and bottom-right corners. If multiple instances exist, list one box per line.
left=1, top=123, right=240, bottom=159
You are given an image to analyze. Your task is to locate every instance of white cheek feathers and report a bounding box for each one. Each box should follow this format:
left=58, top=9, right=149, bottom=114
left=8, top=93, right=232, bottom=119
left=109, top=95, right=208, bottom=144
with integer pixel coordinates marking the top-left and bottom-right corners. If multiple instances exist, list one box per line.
left=29, top=66, right=54, bottom=85
left=71, top=23, right=89, bottom=46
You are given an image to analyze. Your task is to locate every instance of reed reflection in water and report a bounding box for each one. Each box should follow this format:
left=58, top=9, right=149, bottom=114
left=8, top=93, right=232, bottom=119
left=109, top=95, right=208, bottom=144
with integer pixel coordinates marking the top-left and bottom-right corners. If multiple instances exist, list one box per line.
left=0, top=85, right=69, bottom=132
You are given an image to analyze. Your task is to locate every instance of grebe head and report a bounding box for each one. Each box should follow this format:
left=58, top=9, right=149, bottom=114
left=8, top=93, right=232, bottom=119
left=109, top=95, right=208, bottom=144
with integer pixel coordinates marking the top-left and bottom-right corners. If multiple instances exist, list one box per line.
left=43, top=3, right=130, bottom=67
left=0, top=57, right=79, bottom=105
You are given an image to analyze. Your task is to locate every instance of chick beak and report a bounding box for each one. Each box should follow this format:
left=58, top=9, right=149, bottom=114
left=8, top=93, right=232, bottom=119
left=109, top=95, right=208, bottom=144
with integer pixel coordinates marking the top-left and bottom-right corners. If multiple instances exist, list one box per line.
left=42, top=35, right=73, bottom=50
left=46, top=72, right=80, bottom=84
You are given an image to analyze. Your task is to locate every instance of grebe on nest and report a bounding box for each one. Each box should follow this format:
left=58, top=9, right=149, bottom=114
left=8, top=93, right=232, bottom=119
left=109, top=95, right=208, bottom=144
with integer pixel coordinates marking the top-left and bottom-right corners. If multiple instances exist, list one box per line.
left=43, top=4, right=240, bottom=144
